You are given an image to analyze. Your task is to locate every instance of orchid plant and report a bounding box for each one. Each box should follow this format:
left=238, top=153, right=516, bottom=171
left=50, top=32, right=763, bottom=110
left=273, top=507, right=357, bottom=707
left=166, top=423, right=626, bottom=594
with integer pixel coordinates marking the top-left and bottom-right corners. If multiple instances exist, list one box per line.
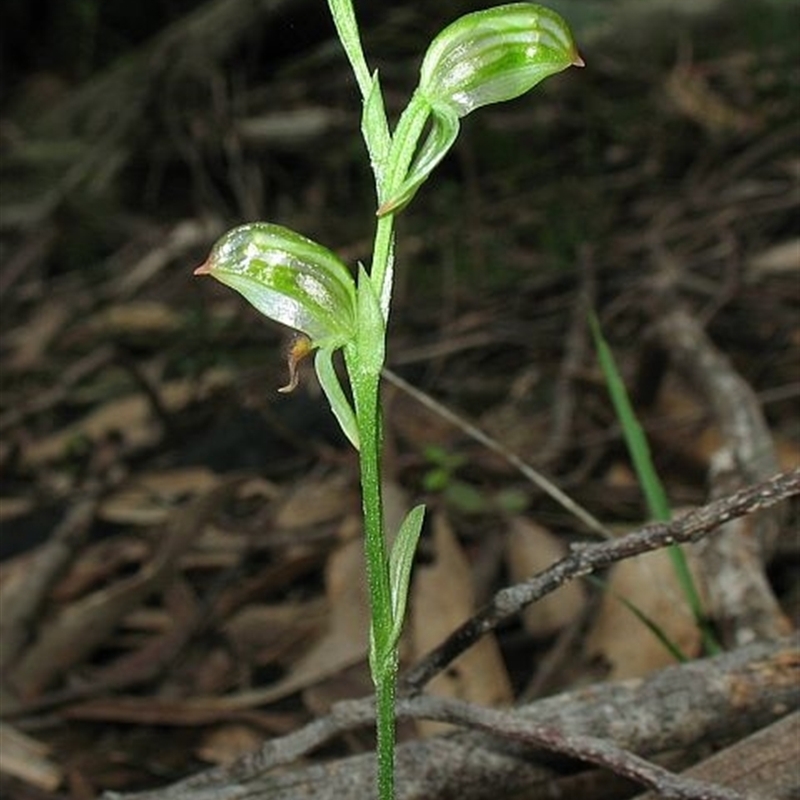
left=194, top=3, right=582, bottom=797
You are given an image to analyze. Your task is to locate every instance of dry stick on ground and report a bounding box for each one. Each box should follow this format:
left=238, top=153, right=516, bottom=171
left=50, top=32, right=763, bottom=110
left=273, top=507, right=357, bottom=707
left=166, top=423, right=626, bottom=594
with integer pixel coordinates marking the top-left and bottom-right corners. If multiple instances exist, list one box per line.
left=393, top=696, right=749, bottom=800
left=3, top=483, right=244, bottom=706
left=402, top=467, right=798, bottom=693
left=633, top=712, right=800, bottom=800
left=0, top=346, right=116, bottom=434
left=109, top=634, right=798, bottom=800
left=650, top=284, right=782, bottom=543
left=651, top=286, right=790, bottom=644
left=0, top=490, right=102, bottom=677
left=382, top=368, right=613, bottom=539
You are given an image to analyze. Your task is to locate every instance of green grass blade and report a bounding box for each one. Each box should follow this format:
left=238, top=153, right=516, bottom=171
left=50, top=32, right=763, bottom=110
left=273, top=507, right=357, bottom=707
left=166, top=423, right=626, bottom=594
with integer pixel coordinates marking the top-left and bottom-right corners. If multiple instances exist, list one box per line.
left=585, top=575, right=688, bottom=663
left=589, top=312, right=669, bottom=519
left=615, top=592, right=689, bottom=662
left=589, top=312, right=720, bottom=655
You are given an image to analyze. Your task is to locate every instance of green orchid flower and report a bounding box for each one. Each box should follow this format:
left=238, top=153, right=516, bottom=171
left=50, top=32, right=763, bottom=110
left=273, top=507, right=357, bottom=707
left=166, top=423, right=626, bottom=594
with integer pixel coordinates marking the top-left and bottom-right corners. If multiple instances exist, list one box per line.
left=419, top=3, right=583, bottom=117
left=195, top=222, right=360, bottom=447
left=379, top=3, right=583, bottom=215
left=195, top=222, right=356, bottom=347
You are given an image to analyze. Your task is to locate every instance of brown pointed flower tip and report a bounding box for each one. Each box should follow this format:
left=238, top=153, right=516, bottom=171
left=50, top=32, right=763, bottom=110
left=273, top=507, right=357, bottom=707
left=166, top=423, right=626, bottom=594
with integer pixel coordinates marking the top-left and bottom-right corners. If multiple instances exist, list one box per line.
left=278, top=334, right=315, bottom=394
left=193, top=260, right=213, bottom=275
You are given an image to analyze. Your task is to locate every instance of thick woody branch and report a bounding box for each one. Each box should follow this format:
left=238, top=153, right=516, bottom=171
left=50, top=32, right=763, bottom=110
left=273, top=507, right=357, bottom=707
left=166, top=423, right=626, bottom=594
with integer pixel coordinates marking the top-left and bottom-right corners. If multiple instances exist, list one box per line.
left=107, top=632, right=798, bottom=800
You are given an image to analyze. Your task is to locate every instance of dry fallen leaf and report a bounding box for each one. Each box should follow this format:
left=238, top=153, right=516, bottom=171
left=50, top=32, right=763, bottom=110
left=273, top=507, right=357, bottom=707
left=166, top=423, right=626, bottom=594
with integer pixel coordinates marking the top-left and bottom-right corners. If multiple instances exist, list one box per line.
left=77, top=301, right=181, bottom=341
left=99, top=467, right=221, bottom=526
left=21, top=370, right=233, bottom=467
left=4, top=300, right=69, bottom=371
left=584, top=546, right=706, bottom=680
left=22, top=381, right=195, bottom=467
left=505, top=517, right=586, bottom=639
left=651, top=376, right=723, bottom=469
left=273, top=471, right=355, bottom=529
left=411, top=512, right=512, bottom=736
left=291, top=526, right=370, bottom=682
left=195, top=723, right=264, bottom=766
left=0, top=722, right=62, bottom=791
left=5, top=484, right=237, bottom=701
left=227, top=479, right=413, bottom=708
left=653, top=377, right=800, bottom=475
left=0, top=496, right=35, bottom=523
left=665, top=62, right=756, bottom=135
left=223, top=600, right=327, bottom=668
left=201, top=514, right=370, bottom=710
left=747, top=238, right=800, bottom=278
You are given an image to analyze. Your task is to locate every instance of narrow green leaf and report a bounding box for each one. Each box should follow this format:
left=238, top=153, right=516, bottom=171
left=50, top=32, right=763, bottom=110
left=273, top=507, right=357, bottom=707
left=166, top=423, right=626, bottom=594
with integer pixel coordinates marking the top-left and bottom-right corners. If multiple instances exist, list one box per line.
left=388, top=504, right=426, bottom=649
left=355, top=264, right=386, bottom=377
left=315, top=347, right=360, bottom=450
left=589, top=312, right=720, bottom=654
left=589, top=313, right=670, bottom=520
left=586, top=575, right=689, bottom=662
left=666, top=546, right=721, bottom=654
left=619, top=595, right=689, bottom=661
left=362, top=71, right=392, bottom=193
left=378, top=104, right=459, bottom=217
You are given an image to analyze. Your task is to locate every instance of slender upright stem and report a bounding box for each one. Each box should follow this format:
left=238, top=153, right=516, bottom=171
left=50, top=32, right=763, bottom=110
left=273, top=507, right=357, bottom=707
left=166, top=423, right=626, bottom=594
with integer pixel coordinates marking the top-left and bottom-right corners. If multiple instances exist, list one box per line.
left=345, top=86, right=432, bottom=800
left=370, top=93, right=431, bottom=317
left=328, top=10, right=434, bottom=797
left=348, top=353, right=396, bottom=799
left=374, top=664, right=397, bottom=797
left=352, top=368, right=392, bottom=651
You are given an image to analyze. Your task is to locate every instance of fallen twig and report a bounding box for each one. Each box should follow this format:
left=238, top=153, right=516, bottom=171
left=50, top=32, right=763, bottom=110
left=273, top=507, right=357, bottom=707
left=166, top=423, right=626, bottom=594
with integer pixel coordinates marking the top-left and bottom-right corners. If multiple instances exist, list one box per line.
left=403, top=468, right=798, bottom=692
left=651, top=290, right=789, bottom=645
left=394, top=696, right=750, bottom=800
left=0, top=491, right=102, bottom=677
left=106, top=634, right=798, bottom=800
left=633, top=712, right=800, bottom=800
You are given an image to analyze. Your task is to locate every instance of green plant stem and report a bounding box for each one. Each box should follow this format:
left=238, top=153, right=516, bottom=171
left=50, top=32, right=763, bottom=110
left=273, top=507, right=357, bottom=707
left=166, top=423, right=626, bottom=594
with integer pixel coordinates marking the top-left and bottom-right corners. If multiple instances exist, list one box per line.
left=347, top=352, right=396, bottom=799
left=371, top=214, right=395, bottom=320
left=327, top=0, right=372, bottom=98
left=327, top=10, right=433, bottom=795
left=374, top=661, right=397, bottom=798
left=348, top=93, right=433, bottom=800
left=327, top=12, right=454, bottom=798
left=371, top=92, right=432, bottom=315
left=352, top=370, right=392, bottom=650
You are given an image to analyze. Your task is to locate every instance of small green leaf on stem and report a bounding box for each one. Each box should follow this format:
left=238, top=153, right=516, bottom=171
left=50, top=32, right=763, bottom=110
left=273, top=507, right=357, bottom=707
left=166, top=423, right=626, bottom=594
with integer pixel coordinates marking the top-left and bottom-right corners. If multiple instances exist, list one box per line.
left=363, top=71, right=392, bottom=192
left=388, top=504, right=426, bottom=650
left=377, top=102, right=459, bottom=217
left=315, top=346, right=360, bottom=449
left=355, top=265, right=386, bottom=377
